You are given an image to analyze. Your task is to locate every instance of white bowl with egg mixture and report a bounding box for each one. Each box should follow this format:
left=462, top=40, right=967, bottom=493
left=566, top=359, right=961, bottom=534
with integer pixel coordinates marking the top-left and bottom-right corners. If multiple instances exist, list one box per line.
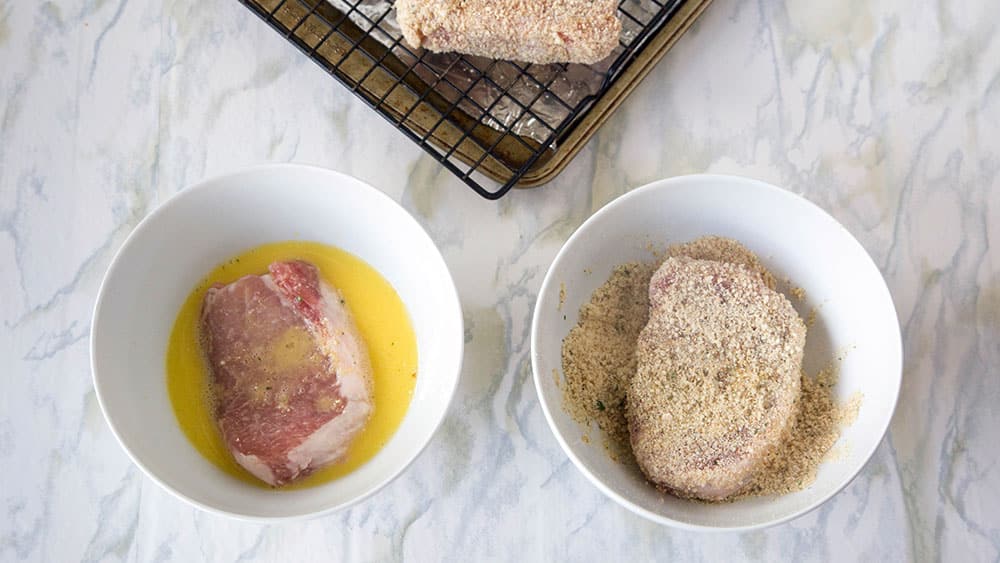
left=531, top=174, right=902, bottom=531
left=91, top=164, right=463, bottom=521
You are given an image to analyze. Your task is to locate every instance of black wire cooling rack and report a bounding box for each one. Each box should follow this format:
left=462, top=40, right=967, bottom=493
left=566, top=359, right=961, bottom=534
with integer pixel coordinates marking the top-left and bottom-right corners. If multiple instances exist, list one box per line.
left=238, top=0, right=705, bottom=199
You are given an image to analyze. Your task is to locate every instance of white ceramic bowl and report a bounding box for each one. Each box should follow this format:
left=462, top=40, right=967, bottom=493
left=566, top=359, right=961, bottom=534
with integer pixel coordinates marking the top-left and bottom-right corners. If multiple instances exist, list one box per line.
left=91, top=164, right=463, bottom=521
left=531, top=175, right=902, bottom=531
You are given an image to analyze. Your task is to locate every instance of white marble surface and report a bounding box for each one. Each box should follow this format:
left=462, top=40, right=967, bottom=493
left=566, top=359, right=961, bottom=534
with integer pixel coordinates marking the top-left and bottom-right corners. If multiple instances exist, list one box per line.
left=1, top=0, right=998, bottom=560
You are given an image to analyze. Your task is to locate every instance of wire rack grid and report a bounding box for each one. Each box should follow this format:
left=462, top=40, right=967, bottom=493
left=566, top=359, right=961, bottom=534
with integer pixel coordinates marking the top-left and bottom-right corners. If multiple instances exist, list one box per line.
left=238, top=0, right=692, bottom=199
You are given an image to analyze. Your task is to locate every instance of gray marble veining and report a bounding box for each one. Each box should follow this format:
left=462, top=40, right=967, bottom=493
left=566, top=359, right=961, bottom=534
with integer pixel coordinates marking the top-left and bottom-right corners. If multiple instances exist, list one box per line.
left=1, top=0, right=998, bottom=560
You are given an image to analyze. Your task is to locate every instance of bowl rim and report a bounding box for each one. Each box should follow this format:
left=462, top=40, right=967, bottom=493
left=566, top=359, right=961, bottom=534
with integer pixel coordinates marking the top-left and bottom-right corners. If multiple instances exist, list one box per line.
left=530, top=173, right=903, bottom=532
left=90, top=162, right=464, bottom=522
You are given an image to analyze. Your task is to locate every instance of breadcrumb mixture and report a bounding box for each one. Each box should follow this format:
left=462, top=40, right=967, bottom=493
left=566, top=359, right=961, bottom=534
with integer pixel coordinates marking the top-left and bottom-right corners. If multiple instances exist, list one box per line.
left=559, top=236, right=862, bottom=500
left=560, top=261, right=655, bottom=462
left=738, top=368, right=862, bottom=498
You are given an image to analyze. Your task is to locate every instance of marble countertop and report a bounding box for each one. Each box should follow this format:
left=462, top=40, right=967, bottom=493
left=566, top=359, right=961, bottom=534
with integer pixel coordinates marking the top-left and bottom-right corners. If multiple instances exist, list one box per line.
left=2, top=0, right=998, bottom=560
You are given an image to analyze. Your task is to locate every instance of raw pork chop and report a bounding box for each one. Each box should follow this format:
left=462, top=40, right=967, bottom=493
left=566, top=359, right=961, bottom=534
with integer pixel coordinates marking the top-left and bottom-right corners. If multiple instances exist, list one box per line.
left=201, top=260, right=373, bottom=486
left=627, top=256, right=805, bottom=501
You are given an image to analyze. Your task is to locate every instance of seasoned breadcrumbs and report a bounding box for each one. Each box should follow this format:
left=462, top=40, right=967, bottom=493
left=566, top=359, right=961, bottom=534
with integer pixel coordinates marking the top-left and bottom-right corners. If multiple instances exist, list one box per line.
left=739, top=368, right=863, bottom=498
left=790, top=286, right=807, bottom=301
left=560, top=261, right=656, bottom=462
left=559, top=235, right=862, bottom=501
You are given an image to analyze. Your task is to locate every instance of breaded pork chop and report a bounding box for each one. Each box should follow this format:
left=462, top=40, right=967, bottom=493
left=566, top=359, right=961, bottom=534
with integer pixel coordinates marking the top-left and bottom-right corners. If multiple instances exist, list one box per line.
left=627, top=256, right=805, bottom=501
left=396, top=0, right=621, bottom=64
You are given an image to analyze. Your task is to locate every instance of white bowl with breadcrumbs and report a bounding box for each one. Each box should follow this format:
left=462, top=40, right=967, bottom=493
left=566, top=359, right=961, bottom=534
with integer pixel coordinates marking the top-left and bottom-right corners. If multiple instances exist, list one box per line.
left=531, top=174, right=902, bottom=531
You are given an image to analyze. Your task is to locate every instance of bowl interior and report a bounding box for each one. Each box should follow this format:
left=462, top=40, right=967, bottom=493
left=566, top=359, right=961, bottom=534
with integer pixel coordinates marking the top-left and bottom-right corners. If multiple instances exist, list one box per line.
left=532, top=175, right=901, bottom=530
left=92, top=165, right=462, bottom=520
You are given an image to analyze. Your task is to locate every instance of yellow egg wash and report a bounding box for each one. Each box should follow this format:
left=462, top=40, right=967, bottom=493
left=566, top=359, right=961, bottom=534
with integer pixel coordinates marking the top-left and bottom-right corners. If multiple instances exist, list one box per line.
left=166, top=241, right=417, bottom=489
